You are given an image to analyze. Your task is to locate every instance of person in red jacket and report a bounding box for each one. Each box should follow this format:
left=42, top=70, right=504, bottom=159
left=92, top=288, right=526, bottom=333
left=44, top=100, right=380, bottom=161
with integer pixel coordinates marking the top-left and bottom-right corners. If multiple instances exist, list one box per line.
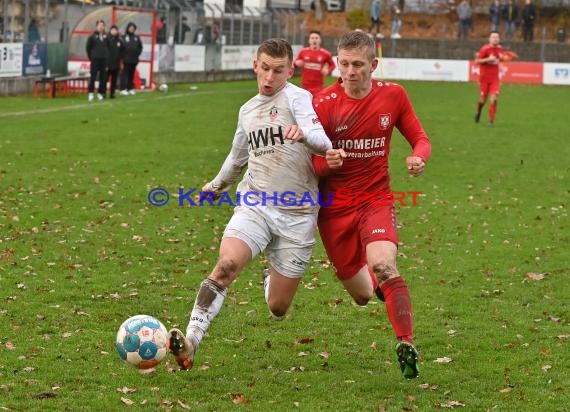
left=294, top=30, right=336, bottom=95
left=312, top=30, right=431, bottom=379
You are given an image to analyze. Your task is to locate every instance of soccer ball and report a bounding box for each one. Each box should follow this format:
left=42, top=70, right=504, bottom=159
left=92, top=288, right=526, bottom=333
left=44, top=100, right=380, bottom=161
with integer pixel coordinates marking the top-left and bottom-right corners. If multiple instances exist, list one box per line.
left=158, top=83, right=168, bottom=92
left=115, top=314, right=168, bottom=372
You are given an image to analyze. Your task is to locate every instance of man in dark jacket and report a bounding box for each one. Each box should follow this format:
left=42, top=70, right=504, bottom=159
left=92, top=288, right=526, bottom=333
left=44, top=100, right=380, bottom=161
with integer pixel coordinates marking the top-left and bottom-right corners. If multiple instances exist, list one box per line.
left=106, top=25, right=124, bottom=99
left=120, top=22, right=143, bottom=95
left=501, top=0, right=519, bottom=41
left=86, top=20, right=109, bottom=101
left=521, top=0, right=536, bottom=42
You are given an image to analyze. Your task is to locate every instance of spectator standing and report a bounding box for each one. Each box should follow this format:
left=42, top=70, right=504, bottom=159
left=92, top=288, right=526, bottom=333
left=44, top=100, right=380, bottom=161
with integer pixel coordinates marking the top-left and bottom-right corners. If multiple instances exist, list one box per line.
left=391, top=0, right=402, bottom=39
left=86, top=20, right=109, bottom=102
left=521, top=0, right=536, bottom=42
left=174, top=16, right=191, bottom=44
left=106, top=25, right=124, bottom=99
left=502, top=0, right=519, bottom=41
left=489, top=0, right=502, bottom=32
left=156, top=17, right=167, bottom=44
left=369, top=0, right=382, bottom=37
left=457, top=0, right=473, bottom=40
left=120, top=22, right=143, bottom=95
left=28, top=19, right=41, bottom=43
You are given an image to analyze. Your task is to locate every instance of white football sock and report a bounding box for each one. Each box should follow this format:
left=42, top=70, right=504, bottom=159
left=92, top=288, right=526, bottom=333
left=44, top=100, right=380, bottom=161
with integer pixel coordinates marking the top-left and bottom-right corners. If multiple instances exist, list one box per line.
left=186, top=278, right=226, bottom=346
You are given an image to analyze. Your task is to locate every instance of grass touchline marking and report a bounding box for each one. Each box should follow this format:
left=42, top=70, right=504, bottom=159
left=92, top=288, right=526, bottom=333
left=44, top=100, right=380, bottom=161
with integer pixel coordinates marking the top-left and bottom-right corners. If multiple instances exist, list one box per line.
left=0, top=88, right=253, bottom=119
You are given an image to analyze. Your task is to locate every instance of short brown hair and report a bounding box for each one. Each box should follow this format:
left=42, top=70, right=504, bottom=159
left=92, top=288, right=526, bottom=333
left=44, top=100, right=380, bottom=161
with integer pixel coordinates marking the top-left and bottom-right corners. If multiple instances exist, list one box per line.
left=337, top=31, right=376, bottom=62
left=257, top=38, right=293, bottom=64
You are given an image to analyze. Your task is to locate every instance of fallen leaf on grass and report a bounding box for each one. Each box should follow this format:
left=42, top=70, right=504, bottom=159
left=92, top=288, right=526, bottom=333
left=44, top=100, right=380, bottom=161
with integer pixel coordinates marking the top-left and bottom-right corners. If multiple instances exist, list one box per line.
left=0, top=249, right=14, bottom=260
left=222, top=338, right=245, bottom=344
left=542, top=364, right=552, bottom=372
left=436, top=400, right=465, bottom=408
left=524, top=272, right=546, bottom=282
left=499, top=386, right=514, bottom=393
left=295, top=338, right=314, bottom=345
left=298, top=351, right=308, bottom=357
left=32, top=392, right=56, bottom=399
left=418, top=383, right=439, bottom=390
left=319, top=352, right=330, bottom=359
left=433, top=357, right=453, bottom=364
left=120, top=397, right=134, bottom=406
left=229, top=392, right=250, bottom=404
left=556, top=334, right=569, bottom=341
left=117, top=387, right=136, bottom=394
left=177, top=399, right=191, bottom=410
left=198, top=364, right=210, bottom=371
left=5, top=342, right=15, bottom=350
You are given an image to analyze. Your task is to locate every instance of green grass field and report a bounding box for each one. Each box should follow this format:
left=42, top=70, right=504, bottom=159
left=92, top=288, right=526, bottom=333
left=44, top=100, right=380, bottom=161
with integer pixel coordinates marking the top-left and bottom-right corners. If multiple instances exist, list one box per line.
left=1, top=79, right=568, bottom=411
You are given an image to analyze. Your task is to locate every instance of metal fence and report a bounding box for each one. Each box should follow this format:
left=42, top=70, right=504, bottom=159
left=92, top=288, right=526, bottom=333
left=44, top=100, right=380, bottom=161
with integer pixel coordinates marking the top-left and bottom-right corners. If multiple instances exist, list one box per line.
left=1, top=0, right=568, bottom=49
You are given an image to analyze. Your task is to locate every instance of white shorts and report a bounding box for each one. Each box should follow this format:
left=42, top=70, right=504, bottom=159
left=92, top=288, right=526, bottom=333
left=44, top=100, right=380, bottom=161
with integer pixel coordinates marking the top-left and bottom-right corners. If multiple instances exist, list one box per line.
left=223, top=205, right=317, bottom=278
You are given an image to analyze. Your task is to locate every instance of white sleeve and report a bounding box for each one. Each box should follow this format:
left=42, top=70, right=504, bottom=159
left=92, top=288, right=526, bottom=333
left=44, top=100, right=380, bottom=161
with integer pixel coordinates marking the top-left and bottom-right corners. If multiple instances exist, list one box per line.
left=290, top=89, right=332, bottom=154
left=210, top=112, right=249, bottom=192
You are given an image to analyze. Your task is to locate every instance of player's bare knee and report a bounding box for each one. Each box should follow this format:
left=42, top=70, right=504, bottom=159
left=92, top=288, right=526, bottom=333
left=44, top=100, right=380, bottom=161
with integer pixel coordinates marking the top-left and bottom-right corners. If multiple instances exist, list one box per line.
left=213, top=257, right=240, bottom=283
left=268, top=300, right=288, bottom=318
left=372, top=261, right=398, bottom=283
left=353, top=294, right=371, bottom=306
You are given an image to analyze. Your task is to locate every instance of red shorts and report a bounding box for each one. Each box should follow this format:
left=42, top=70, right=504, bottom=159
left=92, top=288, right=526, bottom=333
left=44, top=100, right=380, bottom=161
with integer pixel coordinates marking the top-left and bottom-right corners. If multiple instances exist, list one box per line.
left=479, top=80, right=500, bottom=98
left=317, top=206, right=398, bottom=280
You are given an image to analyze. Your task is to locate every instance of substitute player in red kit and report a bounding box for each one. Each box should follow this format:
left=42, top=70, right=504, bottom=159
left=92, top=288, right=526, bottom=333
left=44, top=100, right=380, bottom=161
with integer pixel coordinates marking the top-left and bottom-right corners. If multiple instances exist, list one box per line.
left=474, top=31, right=514, bottom=126
left=312, top=30, right=431, bottom=379
left=294, top=31, right=336, bottom=95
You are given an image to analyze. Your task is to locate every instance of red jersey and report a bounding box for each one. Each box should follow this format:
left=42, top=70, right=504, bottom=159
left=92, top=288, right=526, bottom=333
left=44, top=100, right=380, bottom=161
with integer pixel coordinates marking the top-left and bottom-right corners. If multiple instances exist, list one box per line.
left=312, top=79, right=431, bottom=213
left=477, top=44, right=505, bottom=83
left=295, top=47, right=336, bottom=95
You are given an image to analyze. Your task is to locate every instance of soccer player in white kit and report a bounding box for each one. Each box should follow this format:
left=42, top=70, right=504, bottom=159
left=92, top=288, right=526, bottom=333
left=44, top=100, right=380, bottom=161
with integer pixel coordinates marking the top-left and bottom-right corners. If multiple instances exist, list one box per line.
left=168, top=38, right=332, bottom=371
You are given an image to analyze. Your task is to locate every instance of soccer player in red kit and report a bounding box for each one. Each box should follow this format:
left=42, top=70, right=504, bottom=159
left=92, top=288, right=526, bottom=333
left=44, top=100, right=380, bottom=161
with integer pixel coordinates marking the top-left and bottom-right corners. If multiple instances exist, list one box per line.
left=294, top=31, right=336, bottom=95
left=312, top=31, right=431, bottom=379
left=474, top=31, right=505, bottom=126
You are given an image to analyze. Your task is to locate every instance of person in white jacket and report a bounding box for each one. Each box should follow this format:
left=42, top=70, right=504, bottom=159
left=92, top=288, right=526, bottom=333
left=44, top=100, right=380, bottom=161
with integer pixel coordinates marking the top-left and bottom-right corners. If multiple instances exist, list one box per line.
left=168, top=38, right=332, bottom=371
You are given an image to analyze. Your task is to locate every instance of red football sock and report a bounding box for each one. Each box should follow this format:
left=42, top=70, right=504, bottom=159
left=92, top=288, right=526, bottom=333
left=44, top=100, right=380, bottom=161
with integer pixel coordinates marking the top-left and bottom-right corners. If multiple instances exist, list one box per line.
left=380, top=276, right=414, bottom=343
left=489, top=101, right=497, bottom=122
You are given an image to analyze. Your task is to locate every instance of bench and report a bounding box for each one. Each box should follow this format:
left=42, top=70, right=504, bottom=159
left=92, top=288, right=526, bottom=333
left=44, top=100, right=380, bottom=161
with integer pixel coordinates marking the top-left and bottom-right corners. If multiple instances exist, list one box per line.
left=34, top=75, right=90, bottom=98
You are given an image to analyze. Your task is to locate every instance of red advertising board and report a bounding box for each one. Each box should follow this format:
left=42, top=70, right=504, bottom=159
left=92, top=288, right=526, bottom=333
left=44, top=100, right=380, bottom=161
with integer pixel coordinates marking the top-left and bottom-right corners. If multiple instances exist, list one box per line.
left=469, top=61, right=543, bottom=84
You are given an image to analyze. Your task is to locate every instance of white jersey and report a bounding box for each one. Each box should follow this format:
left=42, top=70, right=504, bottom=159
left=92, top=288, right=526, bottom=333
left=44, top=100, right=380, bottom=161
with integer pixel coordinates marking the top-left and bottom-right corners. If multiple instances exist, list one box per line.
left=210, top=82, right=332, bottom=214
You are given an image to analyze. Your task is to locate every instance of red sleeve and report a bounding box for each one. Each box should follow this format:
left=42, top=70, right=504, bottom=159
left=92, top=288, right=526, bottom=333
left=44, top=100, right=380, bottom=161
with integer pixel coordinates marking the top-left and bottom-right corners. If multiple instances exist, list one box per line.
left=311, top=96, right=334, bottom=176
left=477, top=45, right=489, bottom=60
left=295, top=49, right=305, bottom=65
left=312, top=155, right=332, bottom=176
left=326, top=51, right=336, bottom=73
left=395, top=87, right=432, bottom=162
